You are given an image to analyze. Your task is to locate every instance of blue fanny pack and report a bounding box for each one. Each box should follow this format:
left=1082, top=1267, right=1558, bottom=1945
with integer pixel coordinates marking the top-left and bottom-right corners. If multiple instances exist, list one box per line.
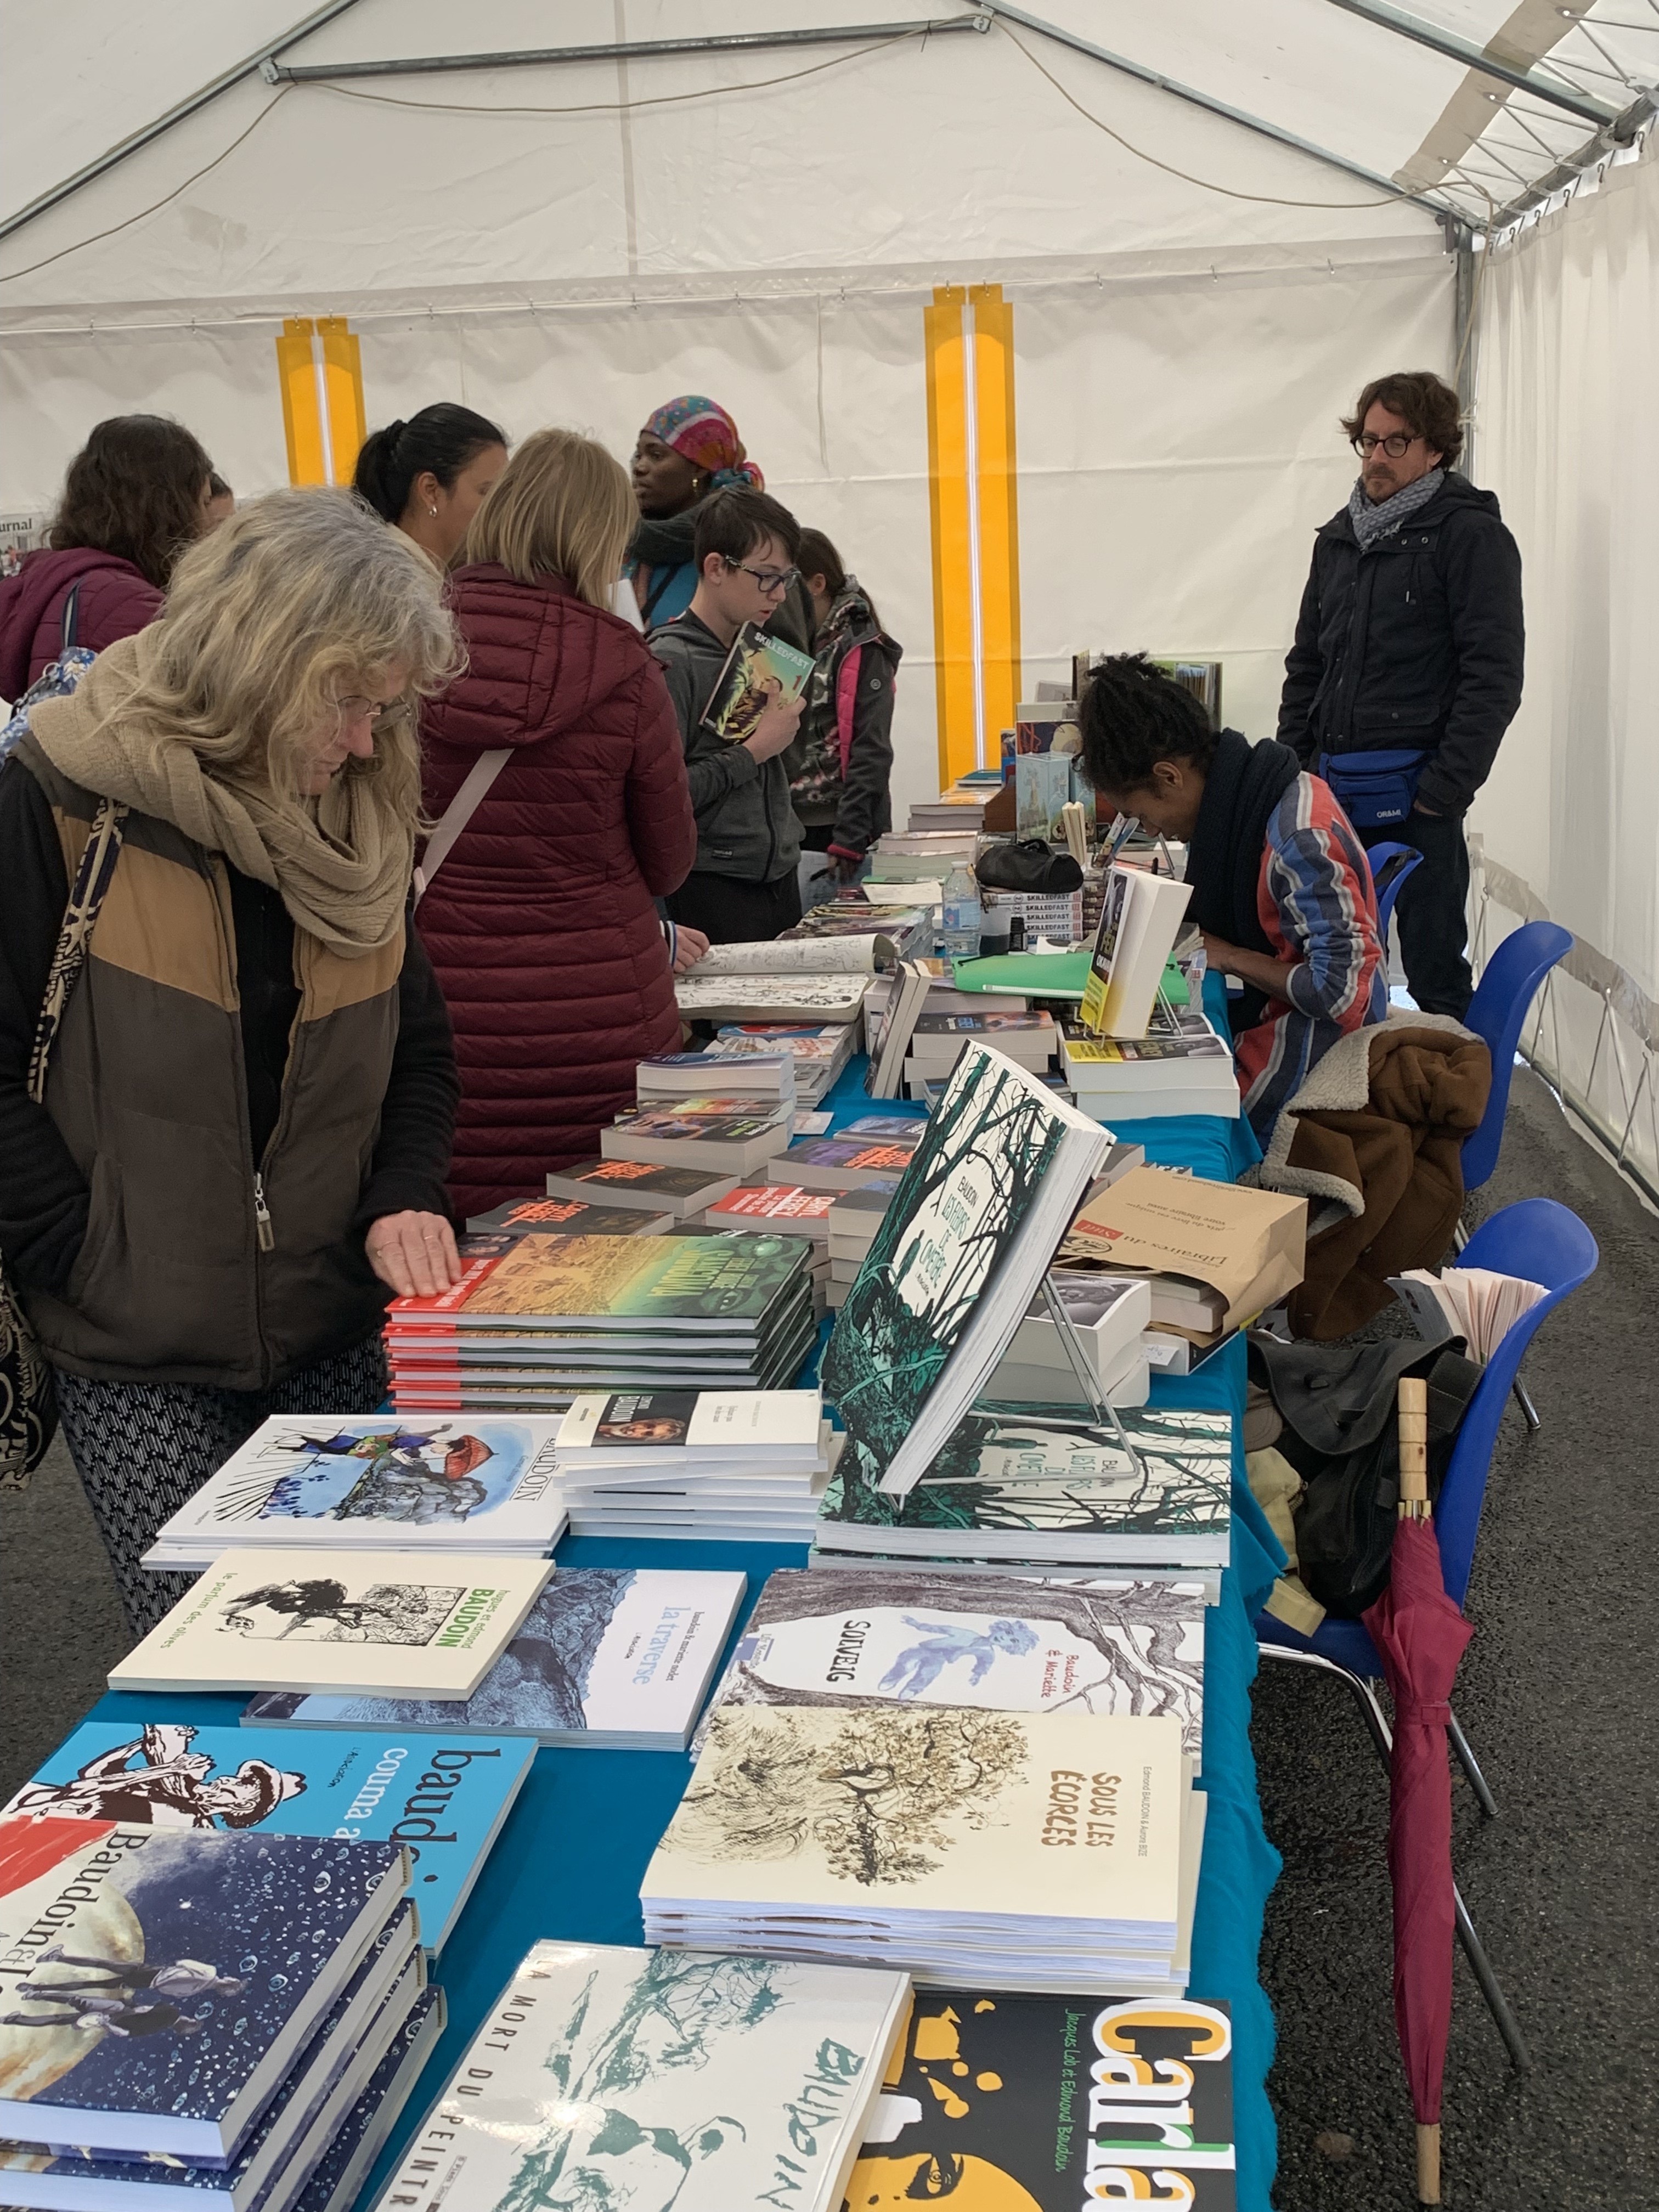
left=1318, top=746, right=1430, bottom=831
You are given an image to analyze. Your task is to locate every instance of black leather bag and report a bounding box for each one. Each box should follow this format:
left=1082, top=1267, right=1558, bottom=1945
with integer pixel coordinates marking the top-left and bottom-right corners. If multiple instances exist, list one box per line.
left=974, top=840, right=1084, bottom=894
left=1246, top=1329, right=1483, bottom=1617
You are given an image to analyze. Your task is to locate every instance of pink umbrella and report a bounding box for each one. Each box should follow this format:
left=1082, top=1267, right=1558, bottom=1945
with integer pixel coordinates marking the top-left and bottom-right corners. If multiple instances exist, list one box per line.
left=1361, top=1376, right=1472, bottom=2207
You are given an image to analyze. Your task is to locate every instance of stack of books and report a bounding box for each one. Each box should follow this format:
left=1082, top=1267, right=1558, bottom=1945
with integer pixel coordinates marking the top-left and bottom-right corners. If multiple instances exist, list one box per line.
left=695, top=1565, right=1207, bottom=1762
left=463, top=1192, right=675, bottom=1248
left=109, top=1546, right=554, bottom=1701
left=554, top=1389, right=842, bottom=1542
left=6, top=1715, right=535, bottom=1956
left=245, top=1568, right=749, bottom=1753
left=782, top=896, right=934, bottom=957
left=906, top=1009, right=1058, bottom=1093
left=383, top=1234, right=817, bottom=1413
left=826, top=1182, right=894, bottom=1308
left=704, top=1019, right=857, bottom=1103
left=0, top=1822, right=433, bottom=2212
left=810, top=1403, right=1232, bottom=1593
left=602, top=1094, right=795, bottom=1177
left=987, top=1272, right=1154, bottom=1407
left=139, top=1413, right=569, bottom=1573
left=377, top=1941, right=911, bottom=2212
left=907, top=784, right=992, bottom=834
left=635, top=1047, right=794, bottom=1106
left=696, top=1182, right=835, bottom=1241
left=642, top=1704, right=1196, bottom=1994
left=1062, top=1006, right=1239, bottom=1121
left=766, top=1115, right=926, bottom=1194
left=540, top=1156, right=746, bottom=1218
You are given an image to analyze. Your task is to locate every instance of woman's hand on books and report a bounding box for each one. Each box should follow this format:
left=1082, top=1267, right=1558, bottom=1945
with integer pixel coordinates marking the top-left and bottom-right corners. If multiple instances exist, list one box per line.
left=671, top=924, right=711, bottom=975
left=743, top=691, right=805, bottom=763
left=366, top=1209, right=463, bottom=1298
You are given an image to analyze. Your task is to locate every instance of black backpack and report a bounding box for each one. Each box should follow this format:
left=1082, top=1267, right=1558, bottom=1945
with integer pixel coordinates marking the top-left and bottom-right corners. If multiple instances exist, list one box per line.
left=1246, top=1330, right=1484, bottom=1617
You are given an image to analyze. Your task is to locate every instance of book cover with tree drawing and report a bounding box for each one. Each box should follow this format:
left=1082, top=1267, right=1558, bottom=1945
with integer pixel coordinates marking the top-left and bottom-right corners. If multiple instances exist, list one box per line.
left=693, top=1567, right=1206, bottom=1758
left=643, top=1705, right=1183, bottom=1932
left=821, top=1049, right=1071, bottom=1494
left=380, top=1940, right=907, bottom=2212
left=816, top=1404, right=1232, bottom=1565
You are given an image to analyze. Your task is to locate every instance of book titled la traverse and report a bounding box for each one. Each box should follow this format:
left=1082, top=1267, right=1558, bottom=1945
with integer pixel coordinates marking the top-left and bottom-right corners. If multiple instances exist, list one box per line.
left=700, top=621, right=815, bottom=742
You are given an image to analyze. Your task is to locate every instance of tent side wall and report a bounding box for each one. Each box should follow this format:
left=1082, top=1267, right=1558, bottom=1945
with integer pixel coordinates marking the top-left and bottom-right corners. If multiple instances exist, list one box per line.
left=1471, top=142, right=1659, bottom=1198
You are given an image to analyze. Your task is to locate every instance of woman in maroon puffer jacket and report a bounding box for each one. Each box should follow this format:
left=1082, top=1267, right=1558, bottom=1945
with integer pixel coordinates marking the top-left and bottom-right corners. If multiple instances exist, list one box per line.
left=0, top=415, right=213, bottom=698
left=419, top=428, right=698, bottom=1218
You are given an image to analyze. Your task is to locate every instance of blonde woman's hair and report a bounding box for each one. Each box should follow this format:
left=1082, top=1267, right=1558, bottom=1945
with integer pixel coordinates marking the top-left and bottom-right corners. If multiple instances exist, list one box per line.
left=462, top=428, right=634, bottom=609
left=115, top=487, right=461, bottom=821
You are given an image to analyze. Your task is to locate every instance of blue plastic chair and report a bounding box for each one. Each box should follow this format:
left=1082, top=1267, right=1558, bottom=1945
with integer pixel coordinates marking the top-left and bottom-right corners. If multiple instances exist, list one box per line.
left=1255, top=1196, right=1599, bottom=2068
left=1460, top=919, right=1574, bottom=1196
left=1365, top=838, right=1422, bottom=946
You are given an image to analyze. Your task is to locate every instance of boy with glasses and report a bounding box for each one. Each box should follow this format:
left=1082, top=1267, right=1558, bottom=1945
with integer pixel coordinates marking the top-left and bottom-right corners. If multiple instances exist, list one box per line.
left=1277, top=369, right=1523, bottom=1017
left=649, top=486, right=809, bottom=944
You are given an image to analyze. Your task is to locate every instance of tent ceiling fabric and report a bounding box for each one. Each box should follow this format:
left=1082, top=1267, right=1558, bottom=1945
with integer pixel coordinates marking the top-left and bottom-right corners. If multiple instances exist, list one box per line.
left=0, top=0, right=1653, bottom=315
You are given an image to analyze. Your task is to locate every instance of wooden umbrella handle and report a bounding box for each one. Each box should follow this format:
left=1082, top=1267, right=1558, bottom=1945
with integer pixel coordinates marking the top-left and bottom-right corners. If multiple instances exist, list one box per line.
left=1398, top=1376, right=1430, bottom=1520
left=1417, top=2118, right=1442, bottom=2202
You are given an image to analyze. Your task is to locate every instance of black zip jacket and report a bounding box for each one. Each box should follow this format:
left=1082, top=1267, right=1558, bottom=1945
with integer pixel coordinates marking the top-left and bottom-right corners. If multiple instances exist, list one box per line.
left=648, top=610, right=802, bottom=885
left=1276, top=471, right=1524, bottom=817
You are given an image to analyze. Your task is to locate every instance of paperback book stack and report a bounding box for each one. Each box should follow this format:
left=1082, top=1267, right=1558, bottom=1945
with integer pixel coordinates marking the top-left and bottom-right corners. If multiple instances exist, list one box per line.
left=905, top=1009, right=1058, bottom=1096
left=462, top=1192, right=674, bottom=1249
left=766, top=1114, right=926, bottom=1194
left=781, top=896, right=933, bottom=957
left=703, top=1021, right=857, bottom=1104
left=635, top=1048, right=794, bottom=1107
left=1062, top=1004, right=1239, bottom=1122
left=695, top=1182, right=835, bottom=1242
left=554, top=1389, right=842, bottom=1542
left=810, top=1403, right=1232, bottom=1593
left=377, top=1941, right=911, bottom=2212
left=140, top=1414, right=569, bottom=1572
left=907, top=783, right=992, bottom=834
left=245, top=1567, right=748, bottom=1752
left=642, top=1705, right=1195, bottom=1994
left=383, top=1234, right=817, bottom=1413
left=0, top=1821, right=437, bottom=2212
left=7, top=1717, right=535, bottom=1955
left=826, top=1183, right=894, bottom=1310
left=988, top=1273, right=1154, bottom=1407
left=602, top=1095, right=795, bottom=1179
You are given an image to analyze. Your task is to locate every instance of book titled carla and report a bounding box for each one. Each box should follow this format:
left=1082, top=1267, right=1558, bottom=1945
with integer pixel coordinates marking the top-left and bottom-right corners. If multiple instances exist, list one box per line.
left=847, top=1988, right=1235, bottom=2210
left=142, top=1414, right=567, bottom=1564
left=0, top=1821, right=407, bottom=2157
left=380, top=1941, right=910, bottom=2212
left=465, top=1193, right=673, bottom=1238
left=244, top=1569, right=747, bottom=1752
left=108, top=1549, right=552, bottom=1701
left=541, top=1157, right=741, bottom=1217
left=2, top=1721, right=533, bottom=1957
left=701, top=620, right=815, bottom=741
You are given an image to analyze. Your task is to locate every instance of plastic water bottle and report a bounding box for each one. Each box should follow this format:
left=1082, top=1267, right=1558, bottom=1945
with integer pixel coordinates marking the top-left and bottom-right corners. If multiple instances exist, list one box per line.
left=940, top=861, right=983, bottom=964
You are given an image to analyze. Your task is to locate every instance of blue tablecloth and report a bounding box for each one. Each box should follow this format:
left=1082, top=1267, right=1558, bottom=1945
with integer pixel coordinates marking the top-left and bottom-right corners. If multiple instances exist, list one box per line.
left=80, top=1004, right=1284, bottom=2211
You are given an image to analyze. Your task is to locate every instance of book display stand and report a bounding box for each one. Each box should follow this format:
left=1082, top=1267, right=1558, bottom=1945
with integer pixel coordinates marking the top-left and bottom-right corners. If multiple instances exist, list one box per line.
left=970, top=1271, right=1150, bottom=1482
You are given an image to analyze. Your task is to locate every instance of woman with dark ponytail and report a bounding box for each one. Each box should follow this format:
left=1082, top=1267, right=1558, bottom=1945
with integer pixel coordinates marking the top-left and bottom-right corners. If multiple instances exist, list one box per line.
left=353, top=403, right=507, bottom=567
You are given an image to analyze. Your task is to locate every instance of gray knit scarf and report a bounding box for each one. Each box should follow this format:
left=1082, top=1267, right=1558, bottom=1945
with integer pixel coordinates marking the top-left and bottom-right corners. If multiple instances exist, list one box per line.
left=1347, top=467, right=1444, bottom=551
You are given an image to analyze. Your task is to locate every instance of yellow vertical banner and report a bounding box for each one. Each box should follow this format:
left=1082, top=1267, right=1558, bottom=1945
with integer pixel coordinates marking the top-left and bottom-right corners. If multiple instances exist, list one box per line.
left=924, top=287, right=977, bottom=787
left=276, top=318, right=326, bottom=487
left=318, top=317, right=366, bottom=487
left=970, top=284, right=1023, bottom=759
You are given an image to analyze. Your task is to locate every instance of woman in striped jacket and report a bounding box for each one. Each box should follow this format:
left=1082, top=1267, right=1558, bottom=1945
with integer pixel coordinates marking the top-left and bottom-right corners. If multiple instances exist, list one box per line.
left=1076, top=654, right=1386, bottom=1149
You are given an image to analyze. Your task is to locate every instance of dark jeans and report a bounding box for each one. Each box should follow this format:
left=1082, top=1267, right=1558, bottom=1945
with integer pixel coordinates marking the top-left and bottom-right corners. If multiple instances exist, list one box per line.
left=665, top=870, right=803, bottom=946
left=1365, top=809, right=1472, bottom=1018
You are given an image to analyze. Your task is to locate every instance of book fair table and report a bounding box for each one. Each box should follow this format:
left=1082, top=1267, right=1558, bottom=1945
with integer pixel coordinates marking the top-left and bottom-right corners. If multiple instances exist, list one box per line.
left=73, top=993, right=1285, bottom=2212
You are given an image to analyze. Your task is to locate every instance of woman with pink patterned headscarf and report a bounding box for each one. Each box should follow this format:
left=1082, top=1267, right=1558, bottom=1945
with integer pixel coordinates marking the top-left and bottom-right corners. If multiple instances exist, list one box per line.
left=627, top=395, right=765, bottom=629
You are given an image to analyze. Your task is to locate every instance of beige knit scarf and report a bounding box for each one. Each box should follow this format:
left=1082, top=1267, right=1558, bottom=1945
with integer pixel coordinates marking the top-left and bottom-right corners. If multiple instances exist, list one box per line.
left=28, top=631, right=413, bottom=956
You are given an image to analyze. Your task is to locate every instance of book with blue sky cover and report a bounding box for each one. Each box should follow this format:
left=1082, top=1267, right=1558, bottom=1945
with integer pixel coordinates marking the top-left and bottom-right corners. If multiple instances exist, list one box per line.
left=142, top=1417, right=566, bottom=1569
left=821, top=1043, right=1109, bottom=1497
left=2, top=1724, right=533, bottom=1956
left=0, top=1823, right=407, bottom=2158
left=242, top=1570, right=747, bottom=1751
left=376, top=1941, right=910, bottom=2212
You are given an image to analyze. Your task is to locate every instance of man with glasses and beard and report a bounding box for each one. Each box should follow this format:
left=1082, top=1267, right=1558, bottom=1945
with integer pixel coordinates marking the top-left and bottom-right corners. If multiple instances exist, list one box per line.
left=650, top=486, right=809, bottom=944
left=1277, top=369, right=1523, bottom=1017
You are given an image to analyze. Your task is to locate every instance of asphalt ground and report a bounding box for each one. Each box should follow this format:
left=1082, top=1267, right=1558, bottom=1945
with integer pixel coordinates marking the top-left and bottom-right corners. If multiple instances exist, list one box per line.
left=3, top=1065, right=1653, bottom=2207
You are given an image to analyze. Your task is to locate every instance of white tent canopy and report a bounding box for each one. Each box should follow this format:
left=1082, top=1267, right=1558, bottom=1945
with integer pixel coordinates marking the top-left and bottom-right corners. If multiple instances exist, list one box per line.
left=4, top=1, right=1658, bottom=1181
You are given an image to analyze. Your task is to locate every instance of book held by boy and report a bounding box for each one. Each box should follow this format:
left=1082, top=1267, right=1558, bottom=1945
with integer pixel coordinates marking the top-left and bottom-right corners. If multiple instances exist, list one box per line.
left=0, top=1822, right=408, bottom=2158
left=108, top=1549, right=553, bottom=1702
left=244, top=1569, right=747, bottom=1752
left=376, top=1940, right=911, bottom=2212
left=699, top=620, right=814, bottom=741
left=2, top=1720, right=533, bottom=1956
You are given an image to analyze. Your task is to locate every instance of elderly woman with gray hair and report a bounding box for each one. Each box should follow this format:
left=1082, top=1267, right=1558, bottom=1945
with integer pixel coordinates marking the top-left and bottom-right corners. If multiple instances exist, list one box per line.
left=0, top=489, right=465, bottom=1634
